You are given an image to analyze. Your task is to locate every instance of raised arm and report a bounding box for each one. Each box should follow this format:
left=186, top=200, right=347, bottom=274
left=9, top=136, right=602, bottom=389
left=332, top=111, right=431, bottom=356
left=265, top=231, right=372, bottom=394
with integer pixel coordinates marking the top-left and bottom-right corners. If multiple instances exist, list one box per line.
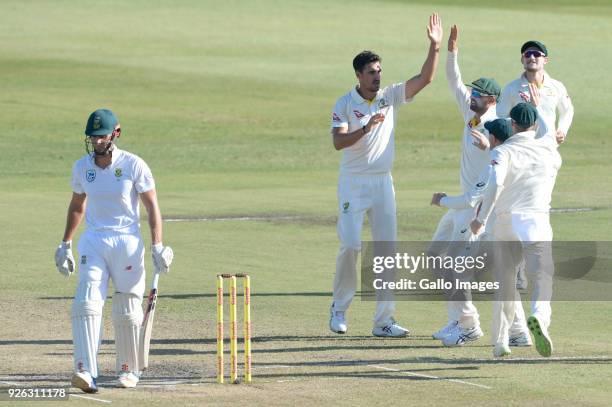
left=404, top=13, right=443, bottom=100
left=446, top=25, right=471, bottom=118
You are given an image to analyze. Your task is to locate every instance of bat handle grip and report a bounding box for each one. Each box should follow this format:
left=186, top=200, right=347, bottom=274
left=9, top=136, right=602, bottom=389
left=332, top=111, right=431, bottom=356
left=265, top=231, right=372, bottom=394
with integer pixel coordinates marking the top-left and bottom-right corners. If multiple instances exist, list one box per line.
left=152, top=272, right=160, bottom=289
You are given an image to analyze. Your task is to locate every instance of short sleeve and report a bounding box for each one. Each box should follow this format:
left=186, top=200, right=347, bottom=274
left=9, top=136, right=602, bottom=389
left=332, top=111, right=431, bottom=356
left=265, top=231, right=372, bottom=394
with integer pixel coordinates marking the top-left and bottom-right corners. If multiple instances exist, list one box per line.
left=134, top=158, right=155, bottom=193
left=388, top=82, right=411, bottom=107
left=331, top=97, right=348, bottom=128
left=71, top=162, right=84, bottom=194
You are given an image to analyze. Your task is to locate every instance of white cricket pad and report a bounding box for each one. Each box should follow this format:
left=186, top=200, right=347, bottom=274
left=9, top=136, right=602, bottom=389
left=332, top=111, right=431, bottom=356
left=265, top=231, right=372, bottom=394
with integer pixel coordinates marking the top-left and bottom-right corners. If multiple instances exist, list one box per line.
left=72, top=299, right=104, bottom=378
left=112, top=292, right=143, bottom=374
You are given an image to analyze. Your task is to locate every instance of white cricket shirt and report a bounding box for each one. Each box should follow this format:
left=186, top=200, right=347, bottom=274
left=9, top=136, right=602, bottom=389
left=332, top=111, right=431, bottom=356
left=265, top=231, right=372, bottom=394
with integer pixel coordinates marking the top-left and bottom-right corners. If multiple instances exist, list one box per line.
left=497, top=72, right=574, bottom=140
left=479, top=131, right=561, bottom=221
left=331, top=83, right=411, bottom=175
left=71, top=148, right=155, bottom=233
left=446, top=51, right=498, bottom=193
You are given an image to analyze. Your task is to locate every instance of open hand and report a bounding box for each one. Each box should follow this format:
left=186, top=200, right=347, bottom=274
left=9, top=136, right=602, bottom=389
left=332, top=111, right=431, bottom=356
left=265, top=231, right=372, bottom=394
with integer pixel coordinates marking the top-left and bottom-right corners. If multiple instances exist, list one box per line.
left=447, top=24, right=458, bottom=52
left=470, top=129, right=490, bottom=150
left=427, top=13, right=443, bottom=46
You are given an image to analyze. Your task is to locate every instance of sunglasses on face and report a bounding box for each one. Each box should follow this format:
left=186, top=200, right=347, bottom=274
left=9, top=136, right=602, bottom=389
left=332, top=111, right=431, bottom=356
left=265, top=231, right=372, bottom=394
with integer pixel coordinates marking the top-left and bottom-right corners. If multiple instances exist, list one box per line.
left=523, top=50, right=545, bottom=58
left=471, top=89, right=491, bottom=98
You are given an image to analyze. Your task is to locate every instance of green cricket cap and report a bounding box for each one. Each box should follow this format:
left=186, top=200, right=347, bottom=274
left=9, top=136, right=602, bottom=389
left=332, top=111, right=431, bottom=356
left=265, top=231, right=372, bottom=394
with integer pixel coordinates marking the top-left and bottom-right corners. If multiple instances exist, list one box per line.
left=521, top=40, right=548, bottom=56
left=484, top=119, right=513, bottom=143
left=466, top=77, right=501, bottom=98
left=510, top=103, right=538, bottom=128
left=85, top=109, right=118, bottom=136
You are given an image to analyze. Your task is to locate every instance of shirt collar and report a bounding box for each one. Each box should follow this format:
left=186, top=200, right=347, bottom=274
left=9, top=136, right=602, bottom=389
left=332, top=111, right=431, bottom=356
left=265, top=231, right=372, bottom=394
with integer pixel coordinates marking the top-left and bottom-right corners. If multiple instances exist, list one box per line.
left=351, top=86, right=381, bottom=105
left=520, top=71, right=550, bottom=87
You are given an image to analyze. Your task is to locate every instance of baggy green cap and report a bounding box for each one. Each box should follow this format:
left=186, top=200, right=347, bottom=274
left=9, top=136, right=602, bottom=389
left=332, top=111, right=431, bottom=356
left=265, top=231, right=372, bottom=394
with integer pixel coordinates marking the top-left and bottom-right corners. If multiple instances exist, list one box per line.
left=521, top=40, right=548, bottom=56
left=466, top=77, right=501, bottom=99
left=510, top=103, right=538, bottom=128
left=484, top=118, right=513, bottom=142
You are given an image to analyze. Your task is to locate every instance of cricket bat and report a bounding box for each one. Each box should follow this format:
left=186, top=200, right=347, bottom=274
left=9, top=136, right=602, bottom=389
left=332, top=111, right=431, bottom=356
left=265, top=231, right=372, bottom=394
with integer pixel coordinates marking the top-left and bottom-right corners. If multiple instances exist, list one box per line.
left=140, top=272, right=160, bottom=370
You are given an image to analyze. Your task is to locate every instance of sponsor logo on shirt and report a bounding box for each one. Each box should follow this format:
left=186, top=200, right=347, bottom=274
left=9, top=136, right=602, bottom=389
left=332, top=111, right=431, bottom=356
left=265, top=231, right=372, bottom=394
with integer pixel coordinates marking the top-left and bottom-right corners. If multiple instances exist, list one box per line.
left=342, top=202, right=350, bottom=213
left=332, top=112, right=342, bottom=122
left=353, top=110, right=365, bottom=119
left=491, top=160, right=499, bottom=166
left=476, top=182, right=486, bottom=188
left=86, top=169, right=96, bottom=182
left=81, top=255, right=87, bottom=265
left=125, top=265, right=133, bottom=271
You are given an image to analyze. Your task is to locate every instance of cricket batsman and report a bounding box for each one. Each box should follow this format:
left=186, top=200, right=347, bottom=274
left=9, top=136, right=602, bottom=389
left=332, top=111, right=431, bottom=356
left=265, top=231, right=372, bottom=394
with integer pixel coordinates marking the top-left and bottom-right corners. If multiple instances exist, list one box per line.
left=55, top=109, right=174, bottom=392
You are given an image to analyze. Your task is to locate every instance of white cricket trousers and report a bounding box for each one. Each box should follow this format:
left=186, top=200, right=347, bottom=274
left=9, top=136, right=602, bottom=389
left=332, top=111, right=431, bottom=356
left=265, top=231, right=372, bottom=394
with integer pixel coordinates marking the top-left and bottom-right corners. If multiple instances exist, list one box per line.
left=332, top=172, right=396, bottom=328
left=490, top=213, right=554, bottom=346
left=430, top=208, right=481, bottom=328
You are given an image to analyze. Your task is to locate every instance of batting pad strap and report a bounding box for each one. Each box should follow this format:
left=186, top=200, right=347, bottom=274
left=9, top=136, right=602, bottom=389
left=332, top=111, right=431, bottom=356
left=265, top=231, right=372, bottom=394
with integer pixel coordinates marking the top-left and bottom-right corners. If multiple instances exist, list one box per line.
left=72, top=300, right=104, bottom=378
left=112, top=293, right=144, bottom=374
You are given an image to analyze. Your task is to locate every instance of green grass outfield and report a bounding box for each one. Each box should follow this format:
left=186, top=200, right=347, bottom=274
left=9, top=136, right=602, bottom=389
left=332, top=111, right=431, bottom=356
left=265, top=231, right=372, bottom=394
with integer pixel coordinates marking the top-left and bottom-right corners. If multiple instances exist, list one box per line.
left=1, top=0, right=611, bottom=405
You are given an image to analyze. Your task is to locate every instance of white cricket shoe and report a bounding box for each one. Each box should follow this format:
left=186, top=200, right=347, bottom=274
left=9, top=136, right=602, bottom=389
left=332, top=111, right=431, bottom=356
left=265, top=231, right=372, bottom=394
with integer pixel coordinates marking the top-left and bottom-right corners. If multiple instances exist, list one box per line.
left=493, top=343, right=511, bottom=357
left=432, top=320, right=458, bottom=340
left=71, top=371, right=98, bottom=393
left=329, top=309, right=347, bottom=334
left=442, top=325, right=483, bottom=347
left=509, top=331, right=533, bottom=347
left=372, top=321, right=409, bottom=337
left=117, top=372, right=139, bottom=388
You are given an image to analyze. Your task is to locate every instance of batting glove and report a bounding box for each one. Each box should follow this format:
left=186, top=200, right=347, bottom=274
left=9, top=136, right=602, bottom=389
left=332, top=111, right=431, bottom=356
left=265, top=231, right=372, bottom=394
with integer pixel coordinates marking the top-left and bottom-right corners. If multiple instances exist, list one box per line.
left=55, top=241, right=75, bottom=277
left=152, top=243, right=173, bottom=274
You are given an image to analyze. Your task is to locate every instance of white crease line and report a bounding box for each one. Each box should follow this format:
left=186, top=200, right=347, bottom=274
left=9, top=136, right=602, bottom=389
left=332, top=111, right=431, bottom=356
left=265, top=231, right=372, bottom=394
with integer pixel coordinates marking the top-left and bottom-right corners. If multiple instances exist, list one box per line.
left=448, top=356, right=611, bottom=363
left=70, top=394, right=112, bottom=403
left=551, top=207, right=594, bottom=213
left=368, top=364, right=492, bottom=390
left=165, top=216, right=304, bottom=222
left=0, top=380, right=21, bottom=386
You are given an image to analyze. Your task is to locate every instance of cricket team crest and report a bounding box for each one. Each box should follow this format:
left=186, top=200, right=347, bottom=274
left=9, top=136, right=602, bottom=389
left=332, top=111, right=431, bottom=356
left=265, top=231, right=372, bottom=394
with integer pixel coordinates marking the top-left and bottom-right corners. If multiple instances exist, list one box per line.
left=92, top=116, right=102, bottom=130
left=378, top=98, right=389, bottom=109
left=342, top=202, right=350, bottom=213
left=86, top=169, right=96, bottom=182
left=115, top=168, right=123, bottom=178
